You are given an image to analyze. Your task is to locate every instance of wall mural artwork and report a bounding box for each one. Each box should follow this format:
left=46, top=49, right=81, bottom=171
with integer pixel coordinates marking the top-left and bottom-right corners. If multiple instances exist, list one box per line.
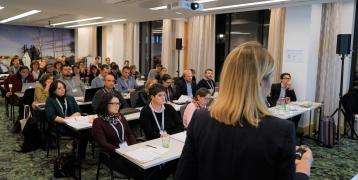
left=0, top=24, right=75, bottom=65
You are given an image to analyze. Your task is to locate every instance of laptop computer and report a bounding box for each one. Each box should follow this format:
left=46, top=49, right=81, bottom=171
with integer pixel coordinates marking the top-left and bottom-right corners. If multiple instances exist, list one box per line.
left=21, top=82, right=36, bottom=93
left=78, top=87, right=101, bottom=102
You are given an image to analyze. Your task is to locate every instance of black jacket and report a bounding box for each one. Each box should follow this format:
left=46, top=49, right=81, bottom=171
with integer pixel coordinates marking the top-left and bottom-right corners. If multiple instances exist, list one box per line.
left=268, top=83, right=297, bottom=107
left=174, top=78, right=197, bottom=99
left=139, top=104, right=184, bottom=140
left=197, top=79, right=215, bottom=91
left=175, top=109, right=308, bottom=180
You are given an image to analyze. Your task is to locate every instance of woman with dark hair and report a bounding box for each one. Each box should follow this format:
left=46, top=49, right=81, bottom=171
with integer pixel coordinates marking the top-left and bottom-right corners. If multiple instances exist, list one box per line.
left=129, top=65, right=140, bottom=79
left=53, top=61, right=63, bottom=79
left=136, top=78, right=157, bottom=107
left=45, top=80, right=89, bottom=161
left=30, top=61, right=44, bottom=81
left=182, top=87, right=211, bottom=128
left=92, top=93, right=140, bottom=179
left=87, top=65, right=99, bottom=85
left=32, top=74, right=53, bottom=109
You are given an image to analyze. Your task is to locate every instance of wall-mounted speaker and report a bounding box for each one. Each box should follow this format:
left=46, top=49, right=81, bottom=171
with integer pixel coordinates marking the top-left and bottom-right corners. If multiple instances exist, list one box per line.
left=336, top=34, right=351, bottom=55
left=176, top=38, right=182, bottom=50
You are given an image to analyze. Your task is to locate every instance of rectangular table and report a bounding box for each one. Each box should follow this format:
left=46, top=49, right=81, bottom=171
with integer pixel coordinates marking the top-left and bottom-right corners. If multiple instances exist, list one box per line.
left=115, top=132, right=186, bottom=170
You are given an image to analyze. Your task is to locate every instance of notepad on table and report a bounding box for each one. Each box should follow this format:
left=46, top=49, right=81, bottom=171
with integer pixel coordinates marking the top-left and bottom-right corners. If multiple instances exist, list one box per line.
left=125, top=148, right=161, bottom=163
left=171, top=131, right=187, bottom=142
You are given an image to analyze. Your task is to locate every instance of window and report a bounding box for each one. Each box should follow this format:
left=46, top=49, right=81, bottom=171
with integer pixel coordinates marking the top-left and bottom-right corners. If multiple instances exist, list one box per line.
left=139, top=20, right=163, bottom=76
left=215, top=10, right=270, bottom=80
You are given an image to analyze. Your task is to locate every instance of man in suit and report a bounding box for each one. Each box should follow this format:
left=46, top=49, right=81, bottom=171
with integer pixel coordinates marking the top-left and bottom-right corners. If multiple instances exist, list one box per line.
left=197, top=68, right=216, bottom=95
left=175, top=69, right=197, bottom=99
left=268, top=73, right=300, bottom=129
left=268, top=73, right=297, bottom=106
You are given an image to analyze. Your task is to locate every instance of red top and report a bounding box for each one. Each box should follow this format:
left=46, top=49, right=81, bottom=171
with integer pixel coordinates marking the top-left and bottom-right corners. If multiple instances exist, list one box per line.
left=4, top=73, right=34, bottom=93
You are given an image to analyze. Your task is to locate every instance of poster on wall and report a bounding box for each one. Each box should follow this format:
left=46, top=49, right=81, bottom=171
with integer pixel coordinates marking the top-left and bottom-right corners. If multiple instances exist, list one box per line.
left=0, top=24, right=75, bottom=66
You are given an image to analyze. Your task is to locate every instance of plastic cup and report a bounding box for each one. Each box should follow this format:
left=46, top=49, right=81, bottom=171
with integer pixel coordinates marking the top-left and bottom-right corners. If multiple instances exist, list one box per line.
left=161, top=133, right=170, bottom=148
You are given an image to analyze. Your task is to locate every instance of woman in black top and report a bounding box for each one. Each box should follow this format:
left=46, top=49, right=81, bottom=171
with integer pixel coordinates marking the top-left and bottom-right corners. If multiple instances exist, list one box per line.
left=175, top=42, right=313, bottom=180
left=139, top=83, right=184, bottom=140
left=45, top=80, right=89, bottom=160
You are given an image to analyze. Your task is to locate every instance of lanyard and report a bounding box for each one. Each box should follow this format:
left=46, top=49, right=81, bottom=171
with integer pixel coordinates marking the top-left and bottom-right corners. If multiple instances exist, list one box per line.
left=206, top=80, right=214, bottom=90
left=109, top=121, right=125, bottom=143
left=149, top=103, right=165, bottom=131
left=56, top=97, right=67, bottom=117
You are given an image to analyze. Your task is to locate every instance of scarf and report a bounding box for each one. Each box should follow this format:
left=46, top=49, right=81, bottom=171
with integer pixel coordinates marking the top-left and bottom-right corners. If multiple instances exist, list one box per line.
left=100, top=113, right=122, bottom=125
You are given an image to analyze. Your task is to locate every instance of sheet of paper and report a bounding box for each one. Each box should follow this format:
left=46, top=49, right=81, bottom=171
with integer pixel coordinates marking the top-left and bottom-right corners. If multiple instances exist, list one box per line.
left=125, top=148, right=161, bottom=163
left=170, top=131, right=187, bottom=143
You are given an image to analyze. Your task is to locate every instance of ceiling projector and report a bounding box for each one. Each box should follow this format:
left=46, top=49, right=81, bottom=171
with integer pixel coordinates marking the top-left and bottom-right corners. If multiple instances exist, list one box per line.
left=168, top=0, right=203, bottom=11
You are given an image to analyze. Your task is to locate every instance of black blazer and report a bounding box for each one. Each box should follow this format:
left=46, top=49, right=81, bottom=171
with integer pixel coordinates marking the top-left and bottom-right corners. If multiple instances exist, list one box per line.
left=268, top=83, right=297, bottom=107
left=174, top=78, right=197, bottom=99
left=197, top=79, right=215, bottom=91
left=176, top=109, right=308, bottom=180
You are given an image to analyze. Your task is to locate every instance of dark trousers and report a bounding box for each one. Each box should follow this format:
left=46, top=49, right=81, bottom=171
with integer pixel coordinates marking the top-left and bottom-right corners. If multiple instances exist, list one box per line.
left=58, top=125, right=89, bottom=160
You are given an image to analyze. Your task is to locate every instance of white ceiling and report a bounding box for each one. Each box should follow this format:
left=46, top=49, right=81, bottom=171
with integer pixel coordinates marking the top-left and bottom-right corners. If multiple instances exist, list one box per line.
left=0, top=0, right=343, bottom=28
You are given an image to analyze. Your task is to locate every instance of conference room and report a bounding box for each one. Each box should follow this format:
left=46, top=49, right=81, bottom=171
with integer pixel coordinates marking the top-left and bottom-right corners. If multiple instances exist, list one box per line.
left=0, top=0, right=358, bottom=179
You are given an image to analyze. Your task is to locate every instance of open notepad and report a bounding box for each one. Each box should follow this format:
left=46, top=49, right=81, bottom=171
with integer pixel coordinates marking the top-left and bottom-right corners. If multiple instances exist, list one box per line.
left=171, top=131, right=187, bottom=143
left=124, top=145, right=169, bottom=164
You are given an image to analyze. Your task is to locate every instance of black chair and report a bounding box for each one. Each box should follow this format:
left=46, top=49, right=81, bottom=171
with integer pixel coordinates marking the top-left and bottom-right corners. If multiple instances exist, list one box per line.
left=96, top=151, right=130, bottom=180
left=46, top=123, right=74, bottom=157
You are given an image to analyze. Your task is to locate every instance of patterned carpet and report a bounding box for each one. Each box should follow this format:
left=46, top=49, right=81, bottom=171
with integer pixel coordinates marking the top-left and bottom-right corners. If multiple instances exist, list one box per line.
left=0, top=97, right=357, bottom=180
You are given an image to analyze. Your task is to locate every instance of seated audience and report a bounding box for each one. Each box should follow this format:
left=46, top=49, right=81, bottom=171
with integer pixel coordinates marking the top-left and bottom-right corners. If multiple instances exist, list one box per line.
left=78, top=61, right=87, bottom=79
left=45, top=80, right=89, bottom=161
left=32, top=74, right=53, bottom=109
left=129, top=65, right=140, bottom=80
left=92, top=74, right=129, bottom=113
left=123, top=60, right=130, bottom=68
left=72, top=65, right=81, bottom=79
left=59, top=64, right=85, bottom=97
left=175, top=69, right=197, bottom=99
left=147, top=64, right=162, bottom=80
left=190, top=68, right=197, bottom=84
left=92, top=93, right=141, bottom=179
left=53, top=61, right=63, bottom=79
left=136, top=79, right=157, bottom=107
left=110, top=64, right=122, bottom=79
left=175, top=42, right=313, bottom=180
left=4, top=66, right=34, bottom=97
left=182, top=88, right=211, bottom=128
left=155, top=67, right=167, bottom=82
left=91, top=64, right=110, bottom=88
left=88, top=65, right=99, bottom=85
left=139, top=83, right=184, bottom=140
left=38, top=57, right=47, bottom=70
left=161, top=74, right=175, bottom=102
left=41, top=64, right=55, bottom=79
left=104, top=57, right=111, bottom=65
left=197, top=68, right=216, bottom=95
left=9, top=57, right=21, bottom=74
left=90, top=56, right=101, bottom=69
left=30, top=61, right=44, bottom=81
left=117, top=66, right=138, bottom=93
left=0, top=56, right=9, bottom=73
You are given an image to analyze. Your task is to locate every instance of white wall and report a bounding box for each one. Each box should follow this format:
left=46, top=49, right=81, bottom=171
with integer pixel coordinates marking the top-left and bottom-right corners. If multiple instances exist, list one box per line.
left=75, top=27, right=97, bottom=60
left=283, top=0, right=355, bottom=127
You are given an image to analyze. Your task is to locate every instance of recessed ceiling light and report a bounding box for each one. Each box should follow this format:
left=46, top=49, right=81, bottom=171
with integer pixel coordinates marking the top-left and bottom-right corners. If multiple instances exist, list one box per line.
left=65, top=19, right=126, bottom=28
left=195, top=0, right=217, bottom=3
left=51, top=17, right=104, bottom=26
left=149, top=5, right=167, bottom=10
left=203, top=0, right=289, bottom=11
left=0, top=10, right=41, bottom=23
left=0, top=6, right=4, bottom=10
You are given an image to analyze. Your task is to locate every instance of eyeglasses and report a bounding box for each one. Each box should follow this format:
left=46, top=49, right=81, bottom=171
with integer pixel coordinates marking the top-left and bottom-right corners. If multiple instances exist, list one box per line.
left=108, top=102, right=121, bottom=106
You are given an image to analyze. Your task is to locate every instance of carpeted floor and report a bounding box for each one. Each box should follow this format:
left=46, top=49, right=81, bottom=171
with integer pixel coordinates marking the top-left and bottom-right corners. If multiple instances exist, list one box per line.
left=0, top=97, right=357, bottom=179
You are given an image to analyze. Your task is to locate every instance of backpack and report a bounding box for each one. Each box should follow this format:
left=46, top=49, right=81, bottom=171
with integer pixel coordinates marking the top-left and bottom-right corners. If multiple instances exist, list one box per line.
left=18, top=107, right=42, bottom=152
left=53, top=152, right=77, bottom=178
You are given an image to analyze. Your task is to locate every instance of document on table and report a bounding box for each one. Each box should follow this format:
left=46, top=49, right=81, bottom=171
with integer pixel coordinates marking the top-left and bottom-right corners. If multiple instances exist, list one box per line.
left=171, top=131, right=187, bottom=142
left=124, top=146, right=169, bottom=163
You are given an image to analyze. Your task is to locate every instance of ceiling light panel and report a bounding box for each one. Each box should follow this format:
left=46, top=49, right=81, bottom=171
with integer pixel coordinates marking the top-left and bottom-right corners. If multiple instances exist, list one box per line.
left=0, top=10, right=41, bottom=23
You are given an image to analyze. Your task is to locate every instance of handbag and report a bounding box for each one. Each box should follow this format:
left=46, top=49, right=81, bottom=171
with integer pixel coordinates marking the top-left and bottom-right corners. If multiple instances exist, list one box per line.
left=19, top=105, right=32, bottom=132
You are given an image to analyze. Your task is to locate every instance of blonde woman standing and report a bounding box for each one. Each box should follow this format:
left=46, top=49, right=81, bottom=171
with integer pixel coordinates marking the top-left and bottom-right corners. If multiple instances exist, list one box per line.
left=175, top=42, right=313, bottom=180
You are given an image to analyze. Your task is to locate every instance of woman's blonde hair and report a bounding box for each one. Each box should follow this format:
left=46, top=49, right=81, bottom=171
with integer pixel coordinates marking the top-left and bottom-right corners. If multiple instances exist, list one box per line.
left=145, top=78, right=158, bottom=93
left=210, top=42, right=274, bottom=127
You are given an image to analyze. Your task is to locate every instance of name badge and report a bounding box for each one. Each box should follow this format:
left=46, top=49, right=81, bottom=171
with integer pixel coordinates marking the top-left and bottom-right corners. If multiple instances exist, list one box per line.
left=72, top=88, right=78, bottom=93
left=119, top=141, right=128, bottom=148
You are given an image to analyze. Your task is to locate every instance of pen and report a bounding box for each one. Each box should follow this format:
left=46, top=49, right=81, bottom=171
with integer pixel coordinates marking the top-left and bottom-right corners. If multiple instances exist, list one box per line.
left=146, top=145, right=157, bottom=149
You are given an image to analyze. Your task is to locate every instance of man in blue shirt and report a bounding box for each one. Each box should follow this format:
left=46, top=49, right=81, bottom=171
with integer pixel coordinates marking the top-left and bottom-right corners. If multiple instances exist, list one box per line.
left=175, top=69, right=197, bottom=99
left=91, top=64, right=110, bottom=88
